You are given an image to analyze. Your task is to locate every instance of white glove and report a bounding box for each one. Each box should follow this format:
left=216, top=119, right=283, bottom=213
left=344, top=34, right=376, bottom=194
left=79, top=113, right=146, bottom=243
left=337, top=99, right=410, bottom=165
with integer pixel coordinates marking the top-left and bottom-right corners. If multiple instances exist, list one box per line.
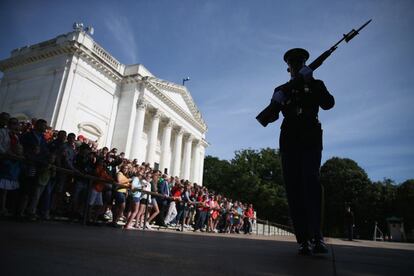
left=299, top=65, right=313, bottom=82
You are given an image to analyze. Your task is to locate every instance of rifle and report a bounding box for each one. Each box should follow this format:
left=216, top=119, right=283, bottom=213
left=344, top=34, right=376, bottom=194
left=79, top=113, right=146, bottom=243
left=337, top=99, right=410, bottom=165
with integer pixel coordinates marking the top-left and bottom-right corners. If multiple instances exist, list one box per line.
left=256, top=19, right=372, bottom=127
left=308, top=19, right=372, bottom=71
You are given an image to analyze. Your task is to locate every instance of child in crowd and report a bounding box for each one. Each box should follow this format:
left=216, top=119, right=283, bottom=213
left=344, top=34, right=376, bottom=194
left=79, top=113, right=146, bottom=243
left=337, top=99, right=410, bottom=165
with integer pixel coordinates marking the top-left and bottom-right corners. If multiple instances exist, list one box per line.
left=134, top=173, right=151, bottom=229
left=124, top=173, right=143, bottom=229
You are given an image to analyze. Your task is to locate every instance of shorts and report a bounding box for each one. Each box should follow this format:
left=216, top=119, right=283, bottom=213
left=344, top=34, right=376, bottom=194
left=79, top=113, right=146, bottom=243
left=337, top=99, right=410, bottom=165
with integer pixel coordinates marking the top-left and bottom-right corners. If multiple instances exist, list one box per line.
left=132, top=197, right=141, bottom=203
left=151, top=198, right=158, bottom=208
left=115, top=192, right=126, bottom=204
left=140, top=198, right=149, bottom=205
left=89, top=189, right=103, bottom=206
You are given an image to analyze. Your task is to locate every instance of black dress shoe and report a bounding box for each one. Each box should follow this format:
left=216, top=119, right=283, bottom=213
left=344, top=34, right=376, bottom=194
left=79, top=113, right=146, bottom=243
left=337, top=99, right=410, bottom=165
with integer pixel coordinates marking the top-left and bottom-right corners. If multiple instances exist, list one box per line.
left=298, top=241, right=312, bottom=255
left=313, top=240, right=329, bottom=254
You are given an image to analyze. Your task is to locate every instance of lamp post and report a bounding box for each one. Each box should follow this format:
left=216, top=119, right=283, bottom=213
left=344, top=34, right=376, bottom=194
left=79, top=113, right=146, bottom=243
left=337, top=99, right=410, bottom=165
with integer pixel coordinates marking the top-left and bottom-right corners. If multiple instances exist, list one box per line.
left=182, top=77, right=190, bottom=86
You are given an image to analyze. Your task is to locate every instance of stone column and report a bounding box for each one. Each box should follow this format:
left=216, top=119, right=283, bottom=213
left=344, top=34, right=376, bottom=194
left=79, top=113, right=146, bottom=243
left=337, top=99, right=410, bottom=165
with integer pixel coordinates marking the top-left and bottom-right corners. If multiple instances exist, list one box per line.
left=191, top=140, right=201, bottom=183
left=160, top=119, right=173, bottom=173
left=198, top=145, right=206, bottom=185
left=182, top=134, right=194, bottom=180
left=129, top=99, right=146, bottom=161
left=146, top=109, right=161, bottom=167
left=106, top=90, right=120, bottom=148
left=172, top=127, right=184, bottom=177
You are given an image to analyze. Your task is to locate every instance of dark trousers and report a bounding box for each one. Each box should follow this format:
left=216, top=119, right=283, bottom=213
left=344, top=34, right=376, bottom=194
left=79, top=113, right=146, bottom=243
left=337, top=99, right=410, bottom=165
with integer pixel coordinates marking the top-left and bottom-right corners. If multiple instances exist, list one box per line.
left=346, top=224, right=353, bottom=241
left=194, top=211, right=207, bottom=230
left=172, top=203, right=186, bottom=225
left=156, top=199, right=169, bottom=225
left=281, top=148, right=323, bottom=244
left=243, top=217, right=252, bottom=234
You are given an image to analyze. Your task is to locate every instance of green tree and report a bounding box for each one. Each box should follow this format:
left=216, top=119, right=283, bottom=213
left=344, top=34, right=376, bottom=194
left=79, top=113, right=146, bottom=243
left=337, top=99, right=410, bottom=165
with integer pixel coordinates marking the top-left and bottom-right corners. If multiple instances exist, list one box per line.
left=203, top=148, right=289, bottom=224
left=396, top=179, right=414, bottom=238
left=320, top=157, right=372, bottom=238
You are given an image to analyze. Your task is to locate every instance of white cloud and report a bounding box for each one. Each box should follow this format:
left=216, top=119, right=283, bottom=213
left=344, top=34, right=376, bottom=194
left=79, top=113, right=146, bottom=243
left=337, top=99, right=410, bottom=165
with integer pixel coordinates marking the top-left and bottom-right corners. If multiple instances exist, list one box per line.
left=104, top=14, right=139, bottom=63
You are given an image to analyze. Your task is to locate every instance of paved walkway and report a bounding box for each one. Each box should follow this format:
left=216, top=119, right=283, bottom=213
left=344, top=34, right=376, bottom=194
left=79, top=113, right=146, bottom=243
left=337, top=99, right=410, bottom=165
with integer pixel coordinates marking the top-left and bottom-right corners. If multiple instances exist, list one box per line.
left=0, top=220, right=413, bottom=275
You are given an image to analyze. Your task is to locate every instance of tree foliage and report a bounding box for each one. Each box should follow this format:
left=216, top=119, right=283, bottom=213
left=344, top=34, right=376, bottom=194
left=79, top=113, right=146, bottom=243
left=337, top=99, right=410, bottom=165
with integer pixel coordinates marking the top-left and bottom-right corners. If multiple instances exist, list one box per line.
left=203, top=148, right=289, bottom=224
left=320, top=157, right=372, bottom=237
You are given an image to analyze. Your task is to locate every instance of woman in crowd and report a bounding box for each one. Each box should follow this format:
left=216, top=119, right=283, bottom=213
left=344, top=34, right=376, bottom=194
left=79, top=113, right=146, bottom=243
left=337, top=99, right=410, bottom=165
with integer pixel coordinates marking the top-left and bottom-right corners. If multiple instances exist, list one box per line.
left=133, top=173, right=150, bottom=228
left=144, top=173, right=160, bottom=229
left=208, top=195, right=220, bottom=233
left=124, top=172, right=143, bottom=230
left=0, top=117, right=22, bottom=216
left=113, top=164, right=131, bottom=226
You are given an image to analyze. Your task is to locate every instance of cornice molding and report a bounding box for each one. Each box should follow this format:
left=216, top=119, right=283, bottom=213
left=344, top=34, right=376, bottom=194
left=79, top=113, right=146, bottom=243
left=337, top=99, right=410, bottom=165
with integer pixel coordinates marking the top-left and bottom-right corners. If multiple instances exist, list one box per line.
left=0, top=35, right=124, bottom=83
left=0, top=42, right=76, bottom=72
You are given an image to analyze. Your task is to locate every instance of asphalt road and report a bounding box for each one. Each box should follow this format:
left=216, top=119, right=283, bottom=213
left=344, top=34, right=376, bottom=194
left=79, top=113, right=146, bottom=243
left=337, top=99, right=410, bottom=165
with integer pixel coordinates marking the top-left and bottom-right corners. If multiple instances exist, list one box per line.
left=0, top=220, right=413, bottom=275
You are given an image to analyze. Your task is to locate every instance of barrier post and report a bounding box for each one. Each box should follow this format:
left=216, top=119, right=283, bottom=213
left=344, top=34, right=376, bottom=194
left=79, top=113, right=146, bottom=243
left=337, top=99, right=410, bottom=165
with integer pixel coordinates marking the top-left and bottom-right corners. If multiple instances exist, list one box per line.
left=82, top=179, right=93, bottom=225
left=180, top=202, right=186, bottom=232
left=267, top=220, right=270, bottom=236
left=143, top=194, right=149, bottom=231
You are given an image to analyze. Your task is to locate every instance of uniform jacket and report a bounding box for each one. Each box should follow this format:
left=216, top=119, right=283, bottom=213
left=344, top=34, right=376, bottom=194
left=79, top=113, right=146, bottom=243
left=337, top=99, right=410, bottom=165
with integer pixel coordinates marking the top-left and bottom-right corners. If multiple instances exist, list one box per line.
left=276, top=79, right=335, bottom=151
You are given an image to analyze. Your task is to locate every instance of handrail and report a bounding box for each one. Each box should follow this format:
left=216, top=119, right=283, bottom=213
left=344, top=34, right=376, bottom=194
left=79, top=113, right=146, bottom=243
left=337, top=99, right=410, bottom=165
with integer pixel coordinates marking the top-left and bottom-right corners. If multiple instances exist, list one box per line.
left=256, top=218, right=294, bottom=233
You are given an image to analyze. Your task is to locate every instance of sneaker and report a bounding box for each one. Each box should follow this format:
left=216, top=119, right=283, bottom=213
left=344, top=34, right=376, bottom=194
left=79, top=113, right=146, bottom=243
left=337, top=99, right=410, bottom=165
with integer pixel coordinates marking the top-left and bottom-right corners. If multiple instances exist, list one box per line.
left=298, top=241, right=312, bottom=256
left=145, top=222, right=153, bottom=230
left=313, top=240, right=329, bottom=254
left=104, top=211, right=112, bottom=220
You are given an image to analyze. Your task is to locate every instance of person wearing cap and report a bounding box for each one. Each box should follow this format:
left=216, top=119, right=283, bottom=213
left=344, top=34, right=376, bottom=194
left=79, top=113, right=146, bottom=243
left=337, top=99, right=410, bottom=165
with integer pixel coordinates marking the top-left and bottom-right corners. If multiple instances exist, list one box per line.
left=264, top=48, right=334, bottom=255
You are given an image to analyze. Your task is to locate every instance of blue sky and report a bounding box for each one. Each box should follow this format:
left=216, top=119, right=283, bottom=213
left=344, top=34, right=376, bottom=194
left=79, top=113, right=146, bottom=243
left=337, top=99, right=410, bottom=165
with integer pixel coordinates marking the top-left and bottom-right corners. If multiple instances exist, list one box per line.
left=0, top=0, right=413, bottom=183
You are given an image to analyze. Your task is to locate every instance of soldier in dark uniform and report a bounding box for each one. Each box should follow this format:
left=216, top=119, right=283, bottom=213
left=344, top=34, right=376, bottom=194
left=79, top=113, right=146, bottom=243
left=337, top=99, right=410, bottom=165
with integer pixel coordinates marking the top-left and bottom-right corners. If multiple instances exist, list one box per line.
left=258, top=48, right=334, bottom=255
left=344, top=206, right=354, bottom=241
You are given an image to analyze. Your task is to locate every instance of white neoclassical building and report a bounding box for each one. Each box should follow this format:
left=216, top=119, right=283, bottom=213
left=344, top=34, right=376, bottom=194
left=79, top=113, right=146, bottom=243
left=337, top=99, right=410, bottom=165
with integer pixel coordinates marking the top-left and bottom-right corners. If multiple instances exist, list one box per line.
left=0, top=27, right=208, bottom=184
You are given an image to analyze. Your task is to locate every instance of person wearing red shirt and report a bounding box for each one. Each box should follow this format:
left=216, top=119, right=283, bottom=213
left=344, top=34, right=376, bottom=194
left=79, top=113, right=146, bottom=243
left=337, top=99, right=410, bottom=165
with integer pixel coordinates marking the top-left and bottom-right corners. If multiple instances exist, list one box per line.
left=243, top=204, right=255, bottom=234
left=194, top=194, right=209, bottom=232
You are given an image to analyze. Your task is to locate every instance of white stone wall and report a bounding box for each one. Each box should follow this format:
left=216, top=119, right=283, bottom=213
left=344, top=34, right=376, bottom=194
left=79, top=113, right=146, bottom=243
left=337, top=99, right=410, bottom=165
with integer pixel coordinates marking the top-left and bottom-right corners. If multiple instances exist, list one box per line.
left=53, top=55, right=118, bottom=146
left=0, top=55, right=68, bottom=123
left=110, top=82, right=139, bottom=153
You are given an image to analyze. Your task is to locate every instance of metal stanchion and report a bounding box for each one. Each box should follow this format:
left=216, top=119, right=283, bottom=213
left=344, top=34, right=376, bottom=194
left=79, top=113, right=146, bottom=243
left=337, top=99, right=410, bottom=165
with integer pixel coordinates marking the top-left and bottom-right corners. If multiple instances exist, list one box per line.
left=143, top=195, right=149, bottom=231
left=267, top=220, right=270, bottom=236
left=180, top=202, right=186, bottom=232
left=82, top=179, right=93, bottom=225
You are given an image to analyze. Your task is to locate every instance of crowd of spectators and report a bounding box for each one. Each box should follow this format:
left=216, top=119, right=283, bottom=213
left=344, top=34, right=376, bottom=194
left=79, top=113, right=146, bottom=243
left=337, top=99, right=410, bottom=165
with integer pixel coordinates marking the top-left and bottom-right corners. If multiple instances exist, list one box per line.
left=0, top=112, right=256, bottom=234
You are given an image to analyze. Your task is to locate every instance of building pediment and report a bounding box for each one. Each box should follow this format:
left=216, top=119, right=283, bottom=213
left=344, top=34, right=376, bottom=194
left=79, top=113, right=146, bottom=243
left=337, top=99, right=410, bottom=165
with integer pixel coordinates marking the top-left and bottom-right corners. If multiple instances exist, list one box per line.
left=145, top=77, right=207, bottom=131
